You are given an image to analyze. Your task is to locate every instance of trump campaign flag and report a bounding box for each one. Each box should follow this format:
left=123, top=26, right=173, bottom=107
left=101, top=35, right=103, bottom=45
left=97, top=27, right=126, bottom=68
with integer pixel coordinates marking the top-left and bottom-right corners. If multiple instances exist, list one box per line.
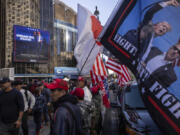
left=74, top=4, right=103, bottom=75
left=100, top=0, right=180, bottom=134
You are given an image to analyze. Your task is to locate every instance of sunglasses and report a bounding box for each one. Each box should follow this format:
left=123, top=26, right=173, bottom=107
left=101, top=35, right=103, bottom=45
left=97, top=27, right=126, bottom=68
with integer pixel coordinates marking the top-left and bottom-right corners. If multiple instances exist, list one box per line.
left=172, top=46, right=180, bottom=55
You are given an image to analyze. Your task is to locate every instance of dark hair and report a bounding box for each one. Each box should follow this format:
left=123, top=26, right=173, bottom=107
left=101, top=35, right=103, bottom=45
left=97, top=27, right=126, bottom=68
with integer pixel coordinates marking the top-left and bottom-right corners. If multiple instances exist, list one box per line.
left=77, top=96, right=84, bottom=100
left=12, top=80, right=23, bottom=86
left=34, top=87, right=41, bottom=95
left=84, top=80, right=87, bottom=86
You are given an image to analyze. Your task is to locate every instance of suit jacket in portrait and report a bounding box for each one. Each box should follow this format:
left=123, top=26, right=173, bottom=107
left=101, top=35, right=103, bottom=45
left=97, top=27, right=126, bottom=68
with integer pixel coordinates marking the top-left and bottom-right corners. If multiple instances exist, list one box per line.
left=123, top=3, right=164, bottom=59
left=144, top=47, right=177, bottom=88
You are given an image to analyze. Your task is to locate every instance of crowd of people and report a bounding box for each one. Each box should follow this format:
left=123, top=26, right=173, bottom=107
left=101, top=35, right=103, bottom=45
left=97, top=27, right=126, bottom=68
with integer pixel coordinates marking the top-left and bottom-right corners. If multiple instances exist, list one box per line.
left=0, top=76, right=117, bottom=135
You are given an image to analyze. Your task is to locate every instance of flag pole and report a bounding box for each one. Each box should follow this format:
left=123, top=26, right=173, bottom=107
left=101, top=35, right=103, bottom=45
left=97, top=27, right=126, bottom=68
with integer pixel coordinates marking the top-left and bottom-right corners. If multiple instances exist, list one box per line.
left=79, top=41, right=97, bottom=75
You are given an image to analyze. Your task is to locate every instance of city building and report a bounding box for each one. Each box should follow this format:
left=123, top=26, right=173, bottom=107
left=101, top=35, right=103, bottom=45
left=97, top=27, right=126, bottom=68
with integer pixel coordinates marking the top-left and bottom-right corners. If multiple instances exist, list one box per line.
left=0, top=0, right=42, bottom=74
left=0, top=0, right=6, bottom=68
left=40, top=0, right=54, bottom=72
left=0, top=0, right=56, bottom=76
left=54, top=0, right=77, bottom=67
left=0, top=0, right=78, bottom=80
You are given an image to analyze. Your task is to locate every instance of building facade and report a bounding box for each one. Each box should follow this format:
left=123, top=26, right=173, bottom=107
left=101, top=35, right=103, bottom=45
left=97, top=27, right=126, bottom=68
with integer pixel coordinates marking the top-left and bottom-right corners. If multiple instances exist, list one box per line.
left=40, top=0, right=54, bottom=73
left=0, top=0, right=54, bottom=74
left=54, top=0, right=77, bottom=67
left=0, top=0, right=6, bottom=68
left=0, top=0, right=77, bottom=77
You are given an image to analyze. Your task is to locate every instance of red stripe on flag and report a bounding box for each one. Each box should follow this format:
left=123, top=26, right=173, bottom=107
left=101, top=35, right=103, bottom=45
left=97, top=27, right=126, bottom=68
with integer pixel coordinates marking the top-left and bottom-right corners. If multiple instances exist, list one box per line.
left=106, top=63, right=122, bottom=73
left=90, top=70, right=95, bottom=85
left=101, top=59, right=107, bottom=76
left=93, top=53, right=107, bottom=76
left=106, top=58, right=131, bottom=86
left=121, top=65, right=131, bottom=81
left=106, top=58, right=123, bottom=75
left=96, top=54, right=101, bottom=75
left=106, top=59, right=121, bottom=69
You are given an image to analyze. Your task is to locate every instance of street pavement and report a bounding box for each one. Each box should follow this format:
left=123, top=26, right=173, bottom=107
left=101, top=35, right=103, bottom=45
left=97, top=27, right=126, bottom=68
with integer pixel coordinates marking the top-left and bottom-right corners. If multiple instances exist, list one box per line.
left=19, top=116, right=50, bottom=135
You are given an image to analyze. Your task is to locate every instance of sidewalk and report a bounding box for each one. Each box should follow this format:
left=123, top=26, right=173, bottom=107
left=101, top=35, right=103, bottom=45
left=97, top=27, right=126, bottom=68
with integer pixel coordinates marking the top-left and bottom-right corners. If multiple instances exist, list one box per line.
left=19, top=116, right=50, bottom=135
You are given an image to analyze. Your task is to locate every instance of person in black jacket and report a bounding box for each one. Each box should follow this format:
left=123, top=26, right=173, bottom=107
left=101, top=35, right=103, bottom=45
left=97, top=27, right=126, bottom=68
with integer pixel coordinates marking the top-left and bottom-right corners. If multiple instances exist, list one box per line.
left=47, top=78, right=83, bottom=135
left=123, top=0, right=179, bottom=60
left=143, top=39, right=180, bottom=88
left=37, top=82, right=51, bottom=126
left=0, top=78, right=24, bottom=135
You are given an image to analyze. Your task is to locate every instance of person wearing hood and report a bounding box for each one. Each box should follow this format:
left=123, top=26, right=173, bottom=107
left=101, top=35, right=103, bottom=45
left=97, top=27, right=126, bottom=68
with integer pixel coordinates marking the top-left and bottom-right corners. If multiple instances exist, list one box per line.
left=47, top=79, right=83, bottom=135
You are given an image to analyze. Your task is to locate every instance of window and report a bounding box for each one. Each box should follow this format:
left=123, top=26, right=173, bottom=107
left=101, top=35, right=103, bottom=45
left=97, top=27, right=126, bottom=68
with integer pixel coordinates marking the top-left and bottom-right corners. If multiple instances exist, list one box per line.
left=67, top=31, right=73, bottom=52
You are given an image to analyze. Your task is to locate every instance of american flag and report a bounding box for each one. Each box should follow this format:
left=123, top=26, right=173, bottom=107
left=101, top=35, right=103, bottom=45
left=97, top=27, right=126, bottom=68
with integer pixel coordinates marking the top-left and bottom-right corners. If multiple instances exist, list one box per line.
left=90, top=53, right=108, bottom=85
left=90, top=70, right=105, bottom=85
left=90, top=53, right=110, bottom=108
left=106, top=58, right=131, bottom=86
left=106, top=58, right=122, bottom=75
left=92, top=53, right=108, bottom=76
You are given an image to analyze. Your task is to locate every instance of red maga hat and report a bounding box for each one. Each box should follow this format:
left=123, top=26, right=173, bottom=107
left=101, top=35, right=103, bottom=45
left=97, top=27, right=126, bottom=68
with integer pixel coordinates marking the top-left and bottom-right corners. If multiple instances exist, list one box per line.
left=78, top=76, right=84, bottom=81
left=72, top=88, right=84, bottom=99
left=46, top=79, right=68, bottom=91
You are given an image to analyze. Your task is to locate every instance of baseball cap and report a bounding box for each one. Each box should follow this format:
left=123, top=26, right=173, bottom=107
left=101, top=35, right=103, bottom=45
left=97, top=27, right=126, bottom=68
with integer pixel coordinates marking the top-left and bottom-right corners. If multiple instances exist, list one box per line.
left=72, top=88, right=84, bottom=99
left=78, top=76, right=84, bottom=81
left=46, top=79, right=68, bottom=91
left=91, top=86, right=98, bottom=94
left=0, top=77, right=11, bottom=84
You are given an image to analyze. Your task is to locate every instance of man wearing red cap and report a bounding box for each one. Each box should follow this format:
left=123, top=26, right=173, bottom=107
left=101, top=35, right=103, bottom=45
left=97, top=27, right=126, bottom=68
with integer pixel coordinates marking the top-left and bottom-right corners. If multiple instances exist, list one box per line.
left=72, top=88, right=96, bottom=135
left=47, top=79, right=84, bottom=135
left=78, top=76, right=92, bottom=102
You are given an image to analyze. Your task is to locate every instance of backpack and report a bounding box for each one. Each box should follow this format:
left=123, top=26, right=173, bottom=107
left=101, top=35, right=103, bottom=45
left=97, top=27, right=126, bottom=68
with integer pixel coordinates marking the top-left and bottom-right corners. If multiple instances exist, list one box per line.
left=60, top=104, right=88, bottom=135
left=24, top=89, right=31, bottom=109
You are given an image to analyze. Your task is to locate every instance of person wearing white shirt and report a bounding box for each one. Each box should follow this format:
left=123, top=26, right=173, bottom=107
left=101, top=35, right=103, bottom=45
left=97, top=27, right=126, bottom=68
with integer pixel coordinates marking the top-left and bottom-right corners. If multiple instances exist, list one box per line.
left=143, top=40, right=180, bottom=88
left=78, top=76, right=92, bottom=102
left=13, top=80, right=35, bottom=135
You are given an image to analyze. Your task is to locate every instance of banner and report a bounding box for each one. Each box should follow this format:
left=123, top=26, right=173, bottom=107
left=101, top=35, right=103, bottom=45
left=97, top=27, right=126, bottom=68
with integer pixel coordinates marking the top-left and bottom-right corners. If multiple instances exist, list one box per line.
left=100, top=0, right=180, bottom=134
left=13, top=25, right=50, bottom=63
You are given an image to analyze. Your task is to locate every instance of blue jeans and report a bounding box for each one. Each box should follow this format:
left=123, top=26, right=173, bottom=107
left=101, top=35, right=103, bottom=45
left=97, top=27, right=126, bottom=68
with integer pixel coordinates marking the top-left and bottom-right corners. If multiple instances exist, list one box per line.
left=43, top=105, right=50, bottom=123
left=33, top=110, right=42, bottom=133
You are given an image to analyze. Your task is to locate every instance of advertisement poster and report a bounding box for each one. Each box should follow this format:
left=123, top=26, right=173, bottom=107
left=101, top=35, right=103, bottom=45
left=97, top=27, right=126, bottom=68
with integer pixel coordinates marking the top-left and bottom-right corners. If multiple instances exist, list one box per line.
left=100, top=0, right=180, bottom=134
left=13, top=25, right=50, bottom=63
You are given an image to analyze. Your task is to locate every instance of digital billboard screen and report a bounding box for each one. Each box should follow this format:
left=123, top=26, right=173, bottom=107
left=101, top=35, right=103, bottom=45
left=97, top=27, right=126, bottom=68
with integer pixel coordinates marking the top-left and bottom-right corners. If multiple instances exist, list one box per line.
left=13, top=25, right=50, bottom=63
